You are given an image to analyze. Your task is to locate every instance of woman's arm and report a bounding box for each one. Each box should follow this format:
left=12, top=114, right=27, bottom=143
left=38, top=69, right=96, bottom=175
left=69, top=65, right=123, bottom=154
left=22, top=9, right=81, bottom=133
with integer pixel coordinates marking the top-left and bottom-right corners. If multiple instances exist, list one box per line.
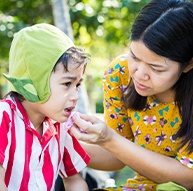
left=0, top=165, right=7, bottom=191
left=71, top=114, right=193, bottom=190
left=80, top=141, right=125, bottom=171
left=63, top=173, right=88, bottom=191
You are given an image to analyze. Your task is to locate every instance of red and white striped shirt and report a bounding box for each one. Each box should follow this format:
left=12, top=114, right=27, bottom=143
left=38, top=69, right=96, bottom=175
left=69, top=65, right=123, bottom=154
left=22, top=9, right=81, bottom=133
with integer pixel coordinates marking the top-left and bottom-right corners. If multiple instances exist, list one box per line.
left=0, top=97, right=90, bottom=191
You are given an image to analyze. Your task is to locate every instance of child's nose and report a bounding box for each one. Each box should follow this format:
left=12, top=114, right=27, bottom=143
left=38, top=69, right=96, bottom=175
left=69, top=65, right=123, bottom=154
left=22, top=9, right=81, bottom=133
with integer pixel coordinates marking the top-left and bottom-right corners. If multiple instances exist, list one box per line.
left=70, top=87, right=79, bottom=102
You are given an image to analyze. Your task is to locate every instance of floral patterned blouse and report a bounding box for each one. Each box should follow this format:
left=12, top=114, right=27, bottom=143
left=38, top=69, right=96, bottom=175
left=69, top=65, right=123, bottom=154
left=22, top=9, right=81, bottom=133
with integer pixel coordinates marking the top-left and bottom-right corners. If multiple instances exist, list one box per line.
left=102, top=54, right=193, bottom=191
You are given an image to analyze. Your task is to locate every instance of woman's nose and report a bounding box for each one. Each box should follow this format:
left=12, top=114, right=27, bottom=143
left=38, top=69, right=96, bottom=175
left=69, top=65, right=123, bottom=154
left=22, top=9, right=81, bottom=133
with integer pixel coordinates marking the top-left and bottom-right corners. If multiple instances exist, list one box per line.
left=135, top=63, right=150, bottom=81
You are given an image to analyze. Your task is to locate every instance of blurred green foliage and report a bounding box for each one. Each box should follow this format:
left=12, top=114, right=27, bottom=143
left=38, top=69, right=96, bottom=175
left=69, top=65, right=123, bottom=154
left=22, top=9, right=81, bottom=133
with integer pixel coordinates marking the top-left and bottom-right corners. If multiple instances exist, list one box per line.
left=0, top=0, right=151, bottom=110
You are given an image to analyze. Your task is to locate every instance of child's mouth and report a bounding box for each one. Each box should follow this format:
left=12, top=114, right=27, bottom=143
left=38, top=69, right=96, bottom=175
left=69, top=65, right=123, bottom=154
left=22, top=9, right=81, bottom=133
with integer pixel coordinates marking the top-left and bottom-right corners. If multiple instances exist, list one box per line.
left=64, top=106, right=75, bottom=116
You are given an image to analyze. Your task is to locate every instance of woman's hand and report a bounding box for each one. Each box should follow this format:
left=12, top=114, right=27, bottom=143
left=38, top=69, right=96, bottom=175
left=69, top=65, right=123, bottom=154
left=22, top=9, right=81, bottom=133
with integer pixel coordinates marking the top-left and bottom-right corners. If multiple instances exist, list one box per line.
left=70, top=113, right=126, bottom=171
left=70, top=113, right=114, bottom=145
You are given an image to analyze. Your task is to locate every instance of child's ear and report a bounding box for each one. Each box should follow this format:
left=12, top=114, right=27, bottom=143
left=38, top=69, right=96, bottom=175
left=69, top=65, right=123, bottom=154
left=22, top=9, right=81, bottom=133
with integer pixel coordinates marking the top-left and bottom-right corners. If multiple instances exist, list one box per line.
left=183, top=59, right=193, bottom=73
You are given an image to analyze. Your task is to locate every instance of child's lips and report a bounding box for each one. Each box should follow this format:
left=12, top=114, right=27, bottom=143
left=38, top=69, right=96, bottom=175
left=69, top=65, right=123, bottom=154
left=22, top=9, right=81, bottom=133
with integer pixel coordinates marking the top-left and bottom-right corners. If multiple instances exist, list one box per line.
left=64, top=109, right=71, bottom=116
left=66, top=106, right=75, bottom=111
left=64, top=106, right=75, bottom=116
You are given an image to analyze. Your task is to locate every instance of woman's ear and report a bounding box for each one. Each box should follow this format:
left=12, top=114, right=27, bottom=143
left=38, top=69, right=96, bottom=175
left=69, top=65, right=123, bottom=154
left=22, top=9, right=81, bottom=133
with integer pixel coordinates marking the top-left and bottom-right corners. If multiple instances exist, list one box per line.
left=183, top=59, right=193, bottom=73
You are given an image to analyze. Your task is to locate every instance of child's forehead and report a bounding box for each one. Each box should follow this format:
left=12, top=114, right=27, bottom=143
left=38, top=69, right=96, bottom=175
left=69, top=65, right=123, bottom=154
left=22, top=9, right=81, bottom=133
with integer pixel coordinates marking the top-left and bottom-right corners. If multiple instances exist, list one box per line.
left=50, top=64, right=84, bottom=85
left=54, top=61, right=85, bottom=73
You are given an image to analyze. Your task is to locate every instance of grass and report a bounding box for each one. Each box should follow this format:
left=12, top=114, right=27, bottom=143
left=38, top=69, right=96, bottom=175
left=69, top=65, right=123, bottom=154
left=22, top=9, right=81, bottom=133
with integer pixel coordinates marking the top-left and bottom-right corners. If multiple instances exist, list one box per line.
left=113, top=166, right=135, bottom=186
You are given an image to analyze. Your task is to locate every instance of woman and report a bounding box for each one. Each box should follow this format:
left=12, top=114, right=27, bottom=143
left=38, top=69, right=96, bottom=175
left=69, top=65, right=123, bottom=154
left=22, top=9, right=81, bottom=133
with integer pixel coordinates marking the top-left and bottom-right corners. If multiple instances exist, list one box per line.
left=71, top=0, right=193, bottom=190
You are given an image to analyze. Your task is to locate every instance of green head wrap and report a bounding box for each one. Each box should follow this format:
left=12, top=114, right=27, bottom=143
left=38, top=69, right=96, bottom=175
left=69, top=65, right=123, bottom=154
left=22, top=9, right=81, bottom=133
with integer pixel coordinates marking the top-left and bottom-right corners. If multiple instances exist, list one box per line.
left=3, top=23, right=74, bottom=103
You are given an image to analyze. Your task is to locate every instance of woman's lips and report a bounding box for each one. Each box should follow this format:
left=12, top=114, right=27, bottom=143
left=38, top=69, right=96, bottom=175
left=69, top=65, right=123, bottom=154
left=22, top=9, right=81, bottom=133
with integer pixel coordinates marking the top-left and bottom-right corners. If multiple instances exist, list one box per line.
left=135, top=80, right=149, bottom=90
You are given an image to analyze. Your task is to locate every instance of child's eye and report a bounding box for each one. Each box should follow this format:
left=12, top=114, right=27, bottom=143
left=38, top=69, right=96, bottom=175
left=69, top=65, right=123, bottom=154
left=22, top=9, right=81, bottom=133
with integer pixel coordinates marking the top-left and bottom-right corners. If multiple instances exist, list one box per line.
left=76, top=83, right=82, bottom=89
left=63, top=82, right=71, bottom=87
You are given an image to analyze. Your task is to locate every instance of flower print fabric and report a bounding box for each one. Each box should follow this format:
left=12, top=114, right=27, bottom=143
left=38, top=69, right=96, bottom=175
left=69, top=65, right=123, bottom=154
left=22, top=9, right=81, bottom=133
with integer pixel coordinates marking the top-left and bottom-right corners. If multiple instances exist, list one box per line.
left=102, top=54, right=193, bottom=191
left=65, top=112, right=80, bottom=130
left=65, top=111, right=88, bottom=133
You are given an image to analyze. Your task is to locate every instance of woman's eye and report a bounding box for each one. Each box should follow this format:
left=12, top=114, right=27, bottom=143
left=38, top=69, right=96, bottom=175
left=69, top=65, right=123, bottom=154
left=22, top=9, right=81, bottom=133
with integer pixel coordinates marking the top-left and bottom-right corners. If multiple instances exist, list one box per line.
left=151, top=67, right=158, bottom=72
left=131, top=55, right=140, bottom=62
left=151, top=67, right=165, bottom=73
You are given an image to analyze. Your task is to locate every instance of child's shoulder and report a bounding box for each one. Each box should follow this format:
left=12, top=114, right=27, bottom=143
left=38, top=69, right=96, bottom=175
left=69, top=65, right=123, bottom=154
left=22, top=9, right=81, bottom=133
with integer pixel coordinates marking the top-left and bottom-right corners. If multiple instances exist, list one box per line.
left=0, top=98, right=16, bottom=113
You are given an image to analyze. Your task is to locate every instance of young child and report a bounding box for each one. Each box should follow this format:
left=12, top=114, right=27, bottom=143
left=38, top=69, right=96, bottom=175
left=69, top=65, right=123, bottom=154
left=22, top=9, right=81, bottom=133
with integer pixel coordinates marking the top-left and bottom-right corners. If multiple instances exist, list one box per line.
left=0, top=23, right=90, bottom=191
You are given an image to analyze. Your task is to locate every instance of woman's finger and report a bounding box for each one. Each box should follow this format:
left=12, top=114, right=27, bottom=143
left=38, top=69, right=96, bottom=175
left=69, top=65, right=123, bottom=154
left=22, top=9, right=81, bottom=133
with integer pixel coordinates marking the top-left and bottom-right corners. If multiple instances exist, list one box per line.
left=70, top=126, right=95, bottom=143
left=72, top=113, right=95, bottom=132
left=75, top=113, right=102, bottom=124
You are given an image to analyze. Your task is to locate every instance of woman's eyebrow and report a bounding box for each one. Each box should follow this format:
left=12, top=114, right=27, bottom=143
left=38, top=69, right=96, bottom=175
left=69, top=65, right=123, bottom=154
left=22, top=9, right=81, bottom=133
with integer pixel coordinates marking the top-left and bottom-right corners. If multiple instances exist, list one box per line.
left=147, top=59, right=168, bottom=68
left=129, top=48, right=136, bottom=57
left=130, top=47, right=167, bottom=68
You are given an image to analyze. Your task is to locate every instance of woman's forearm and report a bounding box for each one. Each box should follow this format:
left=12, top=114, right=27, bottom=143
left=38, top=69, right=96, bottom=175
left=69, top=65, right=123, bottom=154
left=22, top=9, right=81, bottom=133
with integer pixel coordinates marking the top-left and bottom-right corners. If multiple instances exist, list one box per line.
left=80, top=141, right=125, bottom=171
left=102, top=130, right=193, bottom=190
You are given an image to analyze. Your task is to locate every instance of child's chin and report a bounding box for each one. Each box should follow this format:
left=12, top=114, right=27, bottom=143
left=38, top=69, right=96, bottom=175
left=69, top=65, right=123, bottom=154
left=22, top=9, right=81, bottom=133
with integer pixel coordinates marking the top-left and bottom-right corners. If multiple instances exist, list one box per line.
left=61, top=118, right=68, bottom=123
left=56, top=116, right=68, bottom=123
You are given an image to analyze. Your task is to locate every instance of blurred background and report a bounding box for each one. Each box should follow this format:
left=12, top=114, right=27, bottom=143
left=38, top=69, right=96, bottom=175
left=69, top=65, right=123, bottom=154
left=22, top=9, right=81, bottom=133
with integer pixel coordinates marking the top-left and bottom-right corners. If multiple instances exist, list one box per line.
left=0, top=0, right=152, bottom=114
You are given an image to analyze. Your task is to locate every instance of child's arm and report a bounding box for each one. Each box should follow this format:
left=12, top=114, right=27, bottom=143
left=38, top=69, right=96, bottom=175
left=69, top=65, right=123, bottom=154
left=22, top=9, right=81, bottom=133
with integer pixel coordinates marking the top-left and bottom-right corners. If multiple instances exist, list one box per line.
left=62, top=173, right=89, bottom=191
left=0, top=165, right=7, bottom=191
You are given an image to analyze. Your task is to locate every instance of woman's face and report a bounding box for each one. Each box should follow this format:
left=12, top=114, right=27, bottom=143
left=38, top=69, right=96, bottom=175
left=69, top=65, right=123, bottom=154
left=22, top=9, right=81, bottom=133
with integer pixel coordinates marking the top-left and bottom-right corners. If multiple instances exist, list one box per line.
left=128, top=41, right=183, bottom=102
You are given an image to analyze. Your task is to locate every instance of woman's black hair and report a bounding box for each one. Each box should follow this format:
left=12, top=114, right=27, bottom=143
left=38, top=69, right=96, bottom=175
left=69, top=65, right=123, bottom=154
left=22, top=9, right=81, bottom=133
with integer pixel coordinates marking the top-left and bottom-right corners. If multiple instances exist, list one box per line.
left=125, top=0, right=193, bottom=152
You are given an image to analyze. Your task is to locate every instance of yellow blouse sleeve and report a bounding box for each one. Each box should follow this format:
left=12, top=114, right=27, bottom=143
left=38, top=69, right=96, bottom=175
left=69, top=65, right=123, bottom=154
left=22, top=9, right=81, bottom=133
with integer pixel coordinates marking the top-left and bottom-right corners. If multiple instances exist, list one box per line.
left=103, top=54, right=134, bottom=140
left=176, top=143, right=193, bottom=169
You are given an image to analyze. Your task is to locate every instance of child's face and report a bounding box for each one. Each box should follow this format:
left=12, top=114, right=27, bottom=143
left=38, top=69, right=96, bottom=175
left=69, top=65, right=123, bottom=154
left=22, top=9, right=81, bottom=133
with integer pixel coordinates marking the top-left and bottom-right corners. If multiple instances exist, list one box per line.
left=39, top=62, right=85, bottom=123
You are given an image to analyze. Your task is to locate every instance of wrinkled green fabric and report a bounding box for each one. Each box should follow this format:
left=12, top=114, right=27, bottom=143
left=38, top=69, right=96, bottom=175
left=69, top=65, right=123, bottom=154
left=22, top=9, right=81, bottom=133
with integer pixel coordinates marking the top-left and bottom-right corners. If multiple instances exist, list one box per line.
left=92, top=181, right=188, bottom=191
left=156, top=182, right=188, bottom=191
left=3, top=23, right=74, bottom=103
